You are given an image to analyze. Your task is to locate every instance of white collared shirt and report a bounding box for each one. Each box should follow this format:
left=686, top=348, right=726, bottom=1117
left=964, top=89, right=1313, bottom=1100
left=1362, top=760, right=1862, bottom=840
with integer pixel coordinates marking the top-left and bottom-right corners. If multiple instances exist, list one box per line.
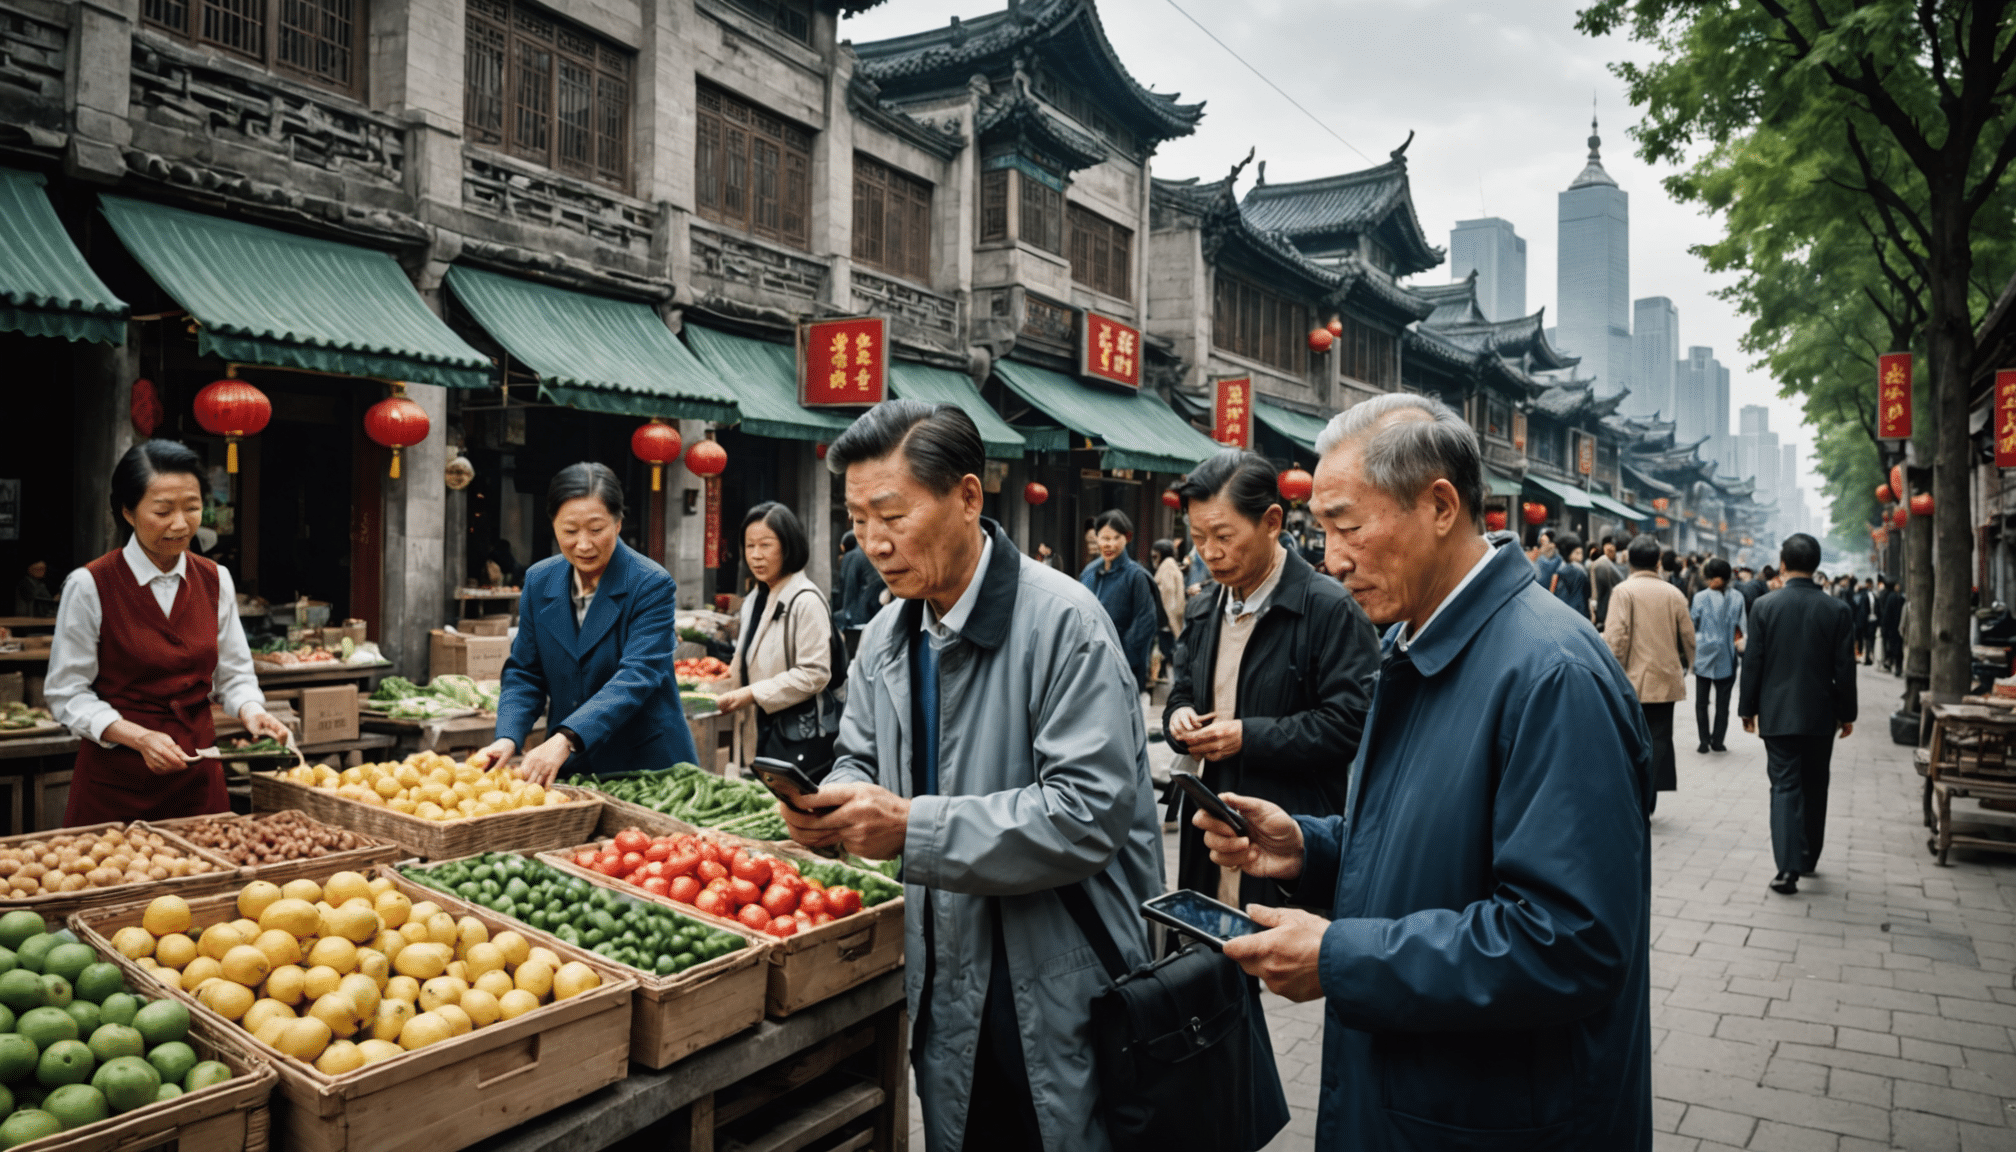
left=1396, top=540, right=1496, bottom=654
left=1223, top=545, right=1288, bottom=622
left=920, top=532, right=993, bottom=650
left=571, top=566, right=596, bottom=629
left=45, top=536, right=268, bottom=747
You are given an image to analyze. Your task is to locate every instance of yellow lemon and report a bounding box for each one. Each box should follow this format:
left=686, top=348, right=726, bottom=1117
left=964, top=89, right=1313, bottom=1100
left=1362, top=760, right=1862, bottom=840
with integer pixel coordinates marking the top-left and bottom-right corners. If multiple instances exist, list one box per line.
left=253, top=1016, right=288, bottom=1048
left=457, top=988, right=500, bottom=1029
left=368, top=876, right=394, bottom=897
left=454, top=917, right=489, bottom=952
left=446, top=961, right=468, bottom=984
left=243, top=998, right=296, bottom=1036
left=391, top=943, right=448, bottom=981
left=372, top=892, right=411, bottom=929
left=275, top=1016, right=333, bottom=1063
left=338, top=973, right=381, bottom=1018
left=258, top=899, right=320, bottom=938
left=183, top=956, right=223, bottom=989
left=398, top=1011, right=453, bottom=1051
left=424, top=913, right=458, bottom=947
left=142, top=895, right=191, bottom=936
left=355, top=949, right=389, bottom=988
left=497, top=989, right=541, bottom=1021
left=155, top=933, right=197, bottom=970
left=306, top=937, right=357, bottom=975
left=384, top=976, right=421, bottom=1004
left=280, top=879, right=324, bottom=904
left=303, top=965, right=344, bottom=1001
left=552, top=962, right=599, bottom=1001
left=408, top=901, right=443, bottom=923
left=135, top=957, right=157, bottom=971
left=308, top=992, right=362, bottom=1039
left=220, top=945, right=272, bottom=988
left=512, top=960, right=553, bottom=999
left=398, top=921, right=431, bottom=946
left=198, top=979, right=255, bottom=1021
left=325, top=906, right=380, bottom=945
left=489, top=931, right=530, bottom=968
left=433, top=1004, right=472, bottom=1037
left=110, top=926, right=155, bottom=960
left=526, top=947, right=562, bottom=971
left=229, top=918, right=262, bottom=941
left=414, top=802, right=446, bottom=822
left=371, top=931, right=405, bottom=963
left=196, top=923, right=246, bottom=962
left=253, top=929, right=302, bottom=969
left=357, top=1038, right=403, bottom=1065
left=371, top=998, right=414, bottom=1042
left=264, top=965, right=308, bottom=1006
left=316, top=1039, right=365, bottom=1075
left=418, top=976, right=466, bottom=1012
left=236, top=881, right=283, bottom=921
left=473, top=970, right=514, bottom=1000
left=152, top=968, right=183, bottom=992
left=323, top=872, right=371, bottom=906
left=462, top=942, right=506, bottom=980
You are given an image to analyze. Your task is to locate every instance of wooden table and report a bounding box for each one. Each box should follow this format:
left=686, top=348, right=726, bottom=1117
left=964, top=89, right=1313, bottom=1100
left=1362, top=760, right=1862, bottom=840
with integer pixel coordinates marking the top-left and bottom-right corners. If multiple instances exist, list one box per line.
left=361, top=713, right=515, bottom=755
left=253, top=663, right=388, bottom=691
left=457, top=588, right=522, bottom=625
left=1924, top=703, right=2016, bottom=865
left=0, top=617, right=54, bottom=632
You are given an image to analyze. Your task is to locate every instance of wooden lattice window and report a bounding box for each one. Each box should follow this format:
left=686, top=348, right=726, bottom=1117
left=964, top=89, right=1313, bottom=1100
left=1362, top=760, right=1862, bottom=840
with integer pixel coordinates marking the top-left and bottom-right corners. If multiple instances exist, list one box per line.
left=696, top=83, right=813, bottom=250
left=143, top=0, right=360, bottom=94
left=979, top=169, right=1009, bottom=244
left=1068, top=203, right=1131, bottom=301
left=853, top=155, right=931, bottom=283
left=717, top=0, right=812, bottom=44
left=1019, top=176, right=1063, bottom=255
left=1336, top=313, right=1397, bottom=387
left=465, top=0, right=632, bottom=190
left=1213, top=273, right=1305, bottom=374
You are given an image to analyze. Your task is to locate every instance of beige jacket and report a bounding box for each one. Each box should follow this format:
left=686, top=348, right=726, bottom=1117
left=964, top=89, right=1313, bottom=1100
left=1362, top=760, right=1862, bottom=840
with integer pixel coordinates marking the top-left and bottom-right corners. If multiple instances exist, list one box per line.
left=1604, top=570, right=1696, bottom=704
left=726, top=570, right=834, bottom=748
left=1155, top=557, right=1187, bottom=636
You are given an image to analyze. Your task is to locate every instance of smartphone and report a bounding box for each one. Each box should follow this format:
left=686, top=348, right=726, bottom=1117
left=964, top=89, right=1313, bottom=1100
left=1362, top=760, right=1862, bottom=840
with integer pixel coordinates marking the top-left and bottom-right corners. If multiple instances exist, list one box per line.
left=1140, top=890, right=1262, bottom=951
left=1171, top=772, right=1248, bottom=837
left=749, top=757, right=832, bottom=815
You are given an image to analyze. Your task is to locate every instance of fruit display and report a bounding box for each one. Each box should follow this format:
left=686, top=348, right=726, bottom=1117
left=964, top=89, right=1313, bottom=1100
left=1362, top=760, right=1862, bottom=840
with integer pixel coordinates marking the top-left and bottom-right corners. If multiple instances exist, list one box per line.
left=565, top=764, right=790, bottom=841
left=112, top=874, right=603, bottom=1070
left=0, top=910, right=243, bottom=1144
left=368, top=675, right=501, bottom=719
left=0, top=827, right=222, bottom=899
left=672, top=657, right=730, bottom=686
left=564, top=830, right=900, bottom=940
left=405, top=854, right=747, bottom=977
left=167, top=812, right=383, bottom=867
left=278, top=752, right=581, bottom=821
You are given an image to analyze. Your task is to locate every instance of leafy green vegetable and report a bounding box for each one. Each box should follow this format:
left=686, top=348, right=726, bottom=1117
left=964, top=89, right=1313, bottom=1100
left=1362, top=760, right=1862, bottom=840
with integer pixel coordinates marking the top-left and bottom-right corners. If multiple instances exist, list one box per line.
left=371, top=676, right=426, bottom=704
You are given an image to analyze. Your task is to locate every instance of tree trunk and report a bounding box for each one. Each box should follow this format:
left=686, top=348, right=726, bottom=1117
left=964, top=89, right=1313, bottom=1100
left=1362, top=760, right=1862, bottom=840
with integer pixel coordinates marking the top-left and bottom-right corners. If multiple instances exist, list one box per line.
left=1928, top=187, right=1978, bottom=704
left=1906, top=468, right=1934, bottom=715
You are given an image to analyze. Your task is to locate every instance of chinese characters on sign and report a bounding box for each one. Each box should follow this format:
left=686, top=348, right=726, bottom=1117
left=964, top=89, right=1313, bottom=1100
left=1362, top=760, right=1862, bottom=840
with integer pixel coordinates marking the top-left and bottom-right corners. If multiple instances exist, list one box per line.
left=1211, top=377, right=1252, bottom=449
left=1576, top=432, right=1594, bottom=476
left=1079, top=311, right=1142, bottom=390
left=1877, top=353, right=1913, bottom=440
left=800, top=317, right=887, bottom=407
left=703, top=477, right=721, bottom=569
left=1996, top=371, right=2016, bottom=469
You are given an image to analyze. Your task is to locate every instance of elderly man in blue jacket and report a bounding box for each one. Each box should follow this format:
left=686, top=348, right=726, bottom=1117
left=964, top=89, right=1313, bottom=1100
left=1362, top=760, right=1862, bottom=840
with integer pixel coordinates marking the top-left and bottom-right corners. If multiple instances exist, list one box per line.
left=1197, top=392, right=1653, bottom=1150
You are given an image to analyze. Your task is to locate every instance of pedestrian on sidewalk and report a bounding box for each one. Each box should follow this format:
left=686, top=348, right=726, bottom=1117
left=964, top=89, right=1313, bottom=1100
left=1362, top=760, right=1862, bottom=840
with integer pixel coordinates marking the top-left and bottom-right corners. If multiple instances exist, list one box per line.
left=1851, top=577, right=1876, bottom=664
left=1150, top=538, right=1185, bottom=685
left=1192, top=393, right=1653, bottom=1150
left=1878, top=576, right=1906, bottom=673
left=1605, top=534, right=1695, bottom=812
left=1591, top=532, right=1628, bottom=628
left=1739, top=533, right=1857, bottom=896
left=1689, top=558, right=1746, bottom=753
left=1546, top=532, right=1592, bottom=621
left=1080, top=509, right=1160, bottom=696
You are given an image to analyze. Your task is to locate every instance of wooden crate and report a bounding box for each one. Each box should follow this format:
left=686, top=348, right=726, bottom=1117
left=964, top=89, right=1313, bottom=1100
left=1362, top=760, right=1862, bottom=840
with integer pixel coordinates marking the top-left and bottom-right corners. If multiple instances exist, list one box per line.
left=536, top=845, right=906, bottom=1019
left=149, top=810, right=404, bottom=888
left=395, top=855, right=771, bottom=1070
left=248, top=771, right=601, bottom=860
left=24, top=1006, right=277, bottom=1152
left=0, top=821, right=240, bottom=924
left=69, top=871, right=636, bottom=1152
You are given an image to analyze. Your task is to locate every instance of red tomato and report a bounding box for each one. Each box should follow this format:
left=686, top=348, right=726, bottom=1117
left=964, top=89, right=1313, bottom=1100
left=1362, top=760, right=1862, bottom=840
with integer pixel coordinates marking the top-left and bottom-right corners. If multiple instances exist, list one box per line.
left=620, top=851, right=645, bottom=872
left=730, top=854, right=773, bottom=888
left=696, top=842, right=722, bottom=865
left=694, top=889, right=730, bottom=917
left=760, top=883, right=798, bottom=918
left=614, top=828, right=650, bottom=854
left=737, top=903, right=772, bottom=931
left=697, top=860, right=729, bottom=883
left=594, top=856, right=624, bottom=877
left=669, top=875, right=701, bottom=904
left=810, top=911, right=836, bottom=927
left=573, top=850, right=598, bottom=869
left=798, top=889, right=828, bottom=917
left=642, top=861, right=667, bottom=880
left=801, top=876, right=825, bottom=891
left=665, top=851, right=700, bottom=877
left=727, top=877, right=762, bottom=907
left=770, top=857, right=800, bottom=878
left=642, top=877, right=671, bottom=897
left=827, top=888, right=863, bottom=917
left=643, top=842, right=673, bottom=862
left=767, top=916, right=799, bottom=938
left=778, top=873, right=807, bottom=894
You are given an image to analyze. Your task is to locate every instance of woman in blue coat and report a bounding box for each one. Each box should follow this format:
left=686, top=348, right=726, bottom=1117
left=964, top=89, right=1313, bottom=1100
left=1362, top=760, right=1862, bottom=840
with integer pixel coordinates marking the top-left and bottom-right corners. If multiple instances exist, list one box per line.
left=473, top=463, right=698, bottom=785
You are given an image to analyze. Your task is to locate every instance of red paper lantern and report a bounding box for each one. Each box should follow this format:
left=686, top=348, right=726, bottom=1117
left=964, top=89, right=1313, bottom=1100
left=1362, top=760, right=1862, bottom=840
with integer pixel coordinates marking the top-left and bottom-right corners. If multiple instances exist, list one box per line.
left=815, top=443, right=829, bottom=460
left=1875, top=484, right=1893, bottom=505
left=363, top=393, right=430, bottom=480
left=630, top=420, right=682, bottom=493
left=1023, top=482, right=1049, bottom=506
left=1484, top=509, right=1507, bottom=532
left=192, top=378, right=271, bottom=474
left=1890, top=464, right=1904, bottom=500
left=1278, top=467, right=1314, bottom=504
left=130, top=378, right=163, bottom=439
left=1522, top=501, right=1547, bottom=526
left=685, top=438, right=728, bottom=478
left=1307, top=328, right=1334, bottom=353
left=1892, top=507, right=1909, bottom=528
left=1909, top=492, right=1933, bottom=517
left=1651, top=497, right=1668, bottom=512
left=1161, top=488, right=1182, bottom=510
left=1655, top=516, right=1670, bottom=529
left=1325, top=317, right=1343, bottom=338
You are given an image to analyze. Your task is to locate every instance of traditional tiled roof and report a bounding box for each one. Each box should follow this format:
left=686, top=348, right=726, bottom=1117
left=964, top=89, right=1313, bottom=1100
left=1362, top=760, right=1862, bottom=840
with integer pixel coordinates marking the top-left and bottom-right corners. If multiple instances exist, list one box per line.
left=1531, top=377, right=1629, bottom=422
left=1427, top=311, right=1579, bottom=373
left=1414, top=275, right=1487, bottom=326
left=845, top=76, right=966, bottom=160
left=1623, top=464, right=1679, bottom=497
left=1237, top=143, right=1443, bottom=275
left=974, top=83, right=1107, bottom=170
left=853, top=0, right=1203, bottom=142
left=1153, top=168, right=1346, bottom=298
left=1403, top=325, right=1474, bottom=370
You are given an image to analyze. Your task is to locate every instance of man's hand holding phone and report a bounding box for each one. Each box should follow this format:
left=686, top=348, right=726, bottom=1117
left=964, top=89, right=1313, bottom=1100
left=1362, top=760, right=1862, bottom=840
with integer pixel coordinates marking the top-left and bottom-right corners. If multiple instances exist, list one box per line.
left=1194, top=792, right=1305, bottom=882
left=1223, top=905, right=1328, bottom=1002
left=778, top=781, right=909, bottom=861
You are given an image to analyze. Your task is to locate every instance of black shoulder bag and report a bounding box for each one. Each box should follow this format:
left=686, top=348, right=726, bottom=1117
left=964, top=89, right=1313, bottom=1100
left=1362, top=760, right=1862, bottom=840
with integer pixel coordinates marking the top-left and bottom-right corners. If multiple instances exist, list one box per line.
left=754, top=587, right=849, bottom=781
left=1056, top=884, right=1288, bottom=1152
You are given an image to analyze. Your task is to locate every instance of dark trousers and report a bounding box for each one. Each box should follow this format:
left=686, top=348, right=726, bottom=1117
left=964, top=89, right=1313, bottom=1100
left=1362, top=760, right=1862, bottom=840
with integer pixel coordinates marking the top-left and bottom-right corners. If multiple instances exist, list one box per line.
left=1156, top=627, right=1176, bottom=677
left=1695, top=675, right=1733, bottom=749
left=961, top=906, right=1043, bottom=1151
left=1881, top=627, right=1904, bottom=671
left=1643, top=703, right=1676, bottom=813
left=1764, top=733, right=1835, bottom=874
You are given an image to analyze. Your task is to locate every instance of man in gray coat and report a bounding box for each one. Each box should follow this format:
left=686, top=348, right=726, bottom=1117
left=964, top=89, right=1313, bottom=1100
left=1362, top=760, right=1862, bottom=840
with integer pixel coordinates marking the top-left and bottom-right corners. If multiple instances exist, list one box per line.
left=784, top=400, right=1163, bottom=1152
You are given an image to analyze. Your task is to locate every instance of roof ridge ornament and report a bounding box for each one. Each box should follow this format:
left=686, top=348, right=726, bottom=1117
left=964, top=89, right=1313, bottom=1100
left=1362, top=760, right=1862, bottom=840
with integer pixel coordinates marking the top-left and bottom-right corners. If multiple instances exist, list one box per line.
left=1389, top=130, right=1414, bottom=164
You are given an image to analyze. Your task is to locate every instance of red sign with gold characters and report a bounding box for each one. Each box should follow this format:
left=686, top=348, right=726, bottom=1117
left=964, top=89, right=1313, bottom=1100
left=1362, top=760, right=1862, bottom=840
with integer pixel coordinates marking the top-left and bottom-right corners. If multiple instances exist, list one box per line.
left=703, top=477, right=722, bottom=569
left=801, top=317, right=887, bottom=407
left=1877, top=352, right=1912, bottom=440
left=1211, top=377, right=1253, bottom=449
left=1996, top=370, right=2016, bottom=469
left=1576, top=432, right=1594, bottom=476
left=1079, top=311, right=1142, bottom=390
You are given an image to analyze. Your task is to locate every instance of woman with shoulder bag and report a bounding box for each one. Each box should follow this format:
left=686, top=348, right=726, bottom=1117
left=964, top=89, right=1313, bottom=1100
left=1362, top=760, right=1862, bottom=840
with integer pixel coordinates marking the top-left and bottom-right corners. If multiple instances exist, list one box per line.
left=716, top=502, right=839, bottom=779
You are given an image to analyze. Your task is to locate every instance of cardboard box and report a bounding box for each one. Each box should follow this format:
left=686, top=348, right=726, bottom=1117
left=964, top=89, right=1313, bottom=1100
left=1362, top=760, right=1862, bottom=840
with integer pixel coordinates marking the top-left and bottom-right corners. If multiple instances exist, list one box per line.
left=0, top=672, right=20, bottom=705
left=430, top=629, right=510, bottom=680
left=462, top=616, right=510, bottom=637
left=298, top=685, right=360, bottom=745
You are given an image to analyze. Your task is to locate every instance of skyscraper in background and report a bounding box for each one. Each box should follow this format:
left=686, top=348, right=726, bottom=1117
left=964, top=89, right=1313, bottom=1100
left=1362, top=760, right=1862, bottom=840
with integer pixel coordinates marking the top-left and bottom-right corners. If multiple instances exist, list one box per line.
left=1782, top=443, right=1799, bottom=533
left=1676, top=347, right=1729, bottom=456
left=1734, top=405, right=1784, bottom=526
left=1449, top=217, right=1526, bottom=321
left=1628, top=297, right=1678, bottom=419
left=1557, top=117, right=1631, bottom=396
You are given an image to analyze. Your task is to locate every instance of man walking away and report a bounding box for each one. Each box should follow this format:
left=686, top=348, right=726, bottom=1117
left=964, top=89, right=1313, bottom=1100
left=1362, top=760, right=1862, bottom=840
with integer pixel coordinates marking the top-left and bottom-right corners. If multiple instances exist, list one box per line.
left=1548, top=533, right=1593, bottom=621
left=1080, top=510, right=1160, bottom=696
left=1605, top=534, right=1695, bottom=812
left=1592, top=533, right=1628, bottom=628
left=834, top=531, right=884, bottom=657
left=1853, top=578, right=1876, bottom=665
left=1879, top=577, right=1906, bottom=673
left=1690, top=558, right=1746, bottom=753
left=1533, top=529, right=1560, bottom=589
left=1739, top=533, right=1857, bottom=896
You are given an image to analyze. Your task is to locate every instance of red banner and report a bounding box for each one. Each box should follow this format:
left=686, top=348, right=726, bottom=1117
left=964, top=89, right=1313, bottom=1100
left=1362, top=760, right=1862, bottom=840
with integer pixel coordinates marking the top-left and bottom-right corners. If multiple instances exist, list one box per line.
left=703, top=476, right=721, bottom=569
left=801, top=317, right=887, bottom=407
left=1211, top=377, right=1252, bottom=449
left=1878, top=352, right=1912, bottom=439
left=1997, top=370, right=2016, bottom=468
left=1576, top=432, right=1594, bottom=476
left=1079, top=311, right=1142, bottom=389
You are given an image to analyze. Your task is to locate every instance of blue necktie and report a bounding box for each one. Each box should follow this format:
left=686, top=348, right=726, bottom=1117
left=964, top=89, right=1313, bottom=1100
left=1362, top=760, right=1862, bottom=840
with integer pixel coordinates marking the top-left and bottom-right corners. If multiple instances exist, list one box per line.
left=916, top=635, right=940, bottom=797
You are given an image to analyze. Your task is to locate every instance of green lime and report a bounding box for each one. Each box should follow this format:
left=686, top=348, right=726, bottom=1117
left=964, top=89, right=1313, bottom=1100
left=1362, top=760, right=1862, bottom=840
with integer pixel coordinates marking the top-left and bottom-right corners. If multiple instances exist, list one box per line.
left=0, top=971, right=43, bottom=1015
left=90, top=1056, right=158, bottom=1114
left=96, top=994, right=137, bottom=1028
left=0, top=914, right=46, bottom=953
left=0, top=947, right=17, bottom=975
left=62, top=1001, right=100, bottom=1036
left=37, top=974, right=70, bottom=1009
left=42, top=1082, right=107, bottom=1129
left=0, top=1005, right=14, bottom=1034
left=182, top=1062, right=230, bottom=1093
left=0, top=1035, right=38, bottom=1083
left=0, top=1081, right=11, bottom=1117
left=132, top=1001, right=188, bottom=1048
left=0, top=1108, right=61, bottom=1147
left=72, top=964, right=123, bottom=1006
left=46, top=932, right=74, bottom=948
left=40, top=945, right=93, bottom=988
left=153, top=1082, right=181, bottom=1102
left=14, top=935, right=56, bottom=975
left=85, top=1024, right=143, bottom=1065
left=35, top=1040, right=93, bottom=1088
left=15, top=1007, right=77, bottom=1050
left=144, top=1041, right=196, bottom=1086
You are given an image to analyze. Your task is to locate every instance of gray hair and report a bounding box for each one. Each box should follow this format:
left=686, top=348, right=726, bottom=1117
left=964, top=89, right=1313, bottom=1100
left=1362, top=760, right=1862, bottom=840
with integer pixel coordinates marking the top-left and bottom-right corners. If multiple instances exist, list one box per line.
left=1313, top=392, right=1485, bottom=531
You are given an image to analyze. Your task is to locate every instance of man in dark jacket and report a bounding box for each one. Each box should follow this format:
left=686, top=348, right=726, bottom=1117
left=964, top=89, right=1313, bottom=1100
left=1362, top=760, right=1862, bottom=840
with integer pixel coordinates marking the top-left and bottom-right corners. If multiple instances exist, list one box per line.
left=1547, top=531, right=1592, bottom=620
left=1163, top=449, right=1379, bottom=908
left=1878, top=577, right=1906, bottom=673
left=1080, top=510, right=1159, bottom=694
left=1197, top=393, right=1653, bottom=1151
left=832, top=531, right=884, bottom=654
left=1739, top=533, right=1857, bottom=895
left=1852, top=578, right=1877, bottom=664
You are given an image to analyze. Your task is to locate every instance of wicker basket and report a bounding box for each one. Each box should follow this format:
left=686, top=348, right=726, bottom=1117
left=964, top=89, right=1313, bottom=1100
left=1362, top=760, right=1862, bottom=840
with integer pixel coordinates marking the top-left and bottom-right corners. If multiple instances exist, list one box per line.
left=248, top=772, right=601, bottom=861
left=148, top=810, right=404, bottom=888
left=0, top=821, right=241, bottom=925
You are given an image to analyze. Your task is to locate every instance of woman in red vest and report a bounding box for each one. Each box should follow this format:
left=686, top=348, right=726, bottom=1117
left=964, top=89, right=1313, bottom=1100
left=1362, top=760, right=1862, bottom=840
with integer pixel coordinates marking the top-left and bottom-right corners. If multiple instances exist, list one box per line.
left=45, top=440, right=288, bottom=823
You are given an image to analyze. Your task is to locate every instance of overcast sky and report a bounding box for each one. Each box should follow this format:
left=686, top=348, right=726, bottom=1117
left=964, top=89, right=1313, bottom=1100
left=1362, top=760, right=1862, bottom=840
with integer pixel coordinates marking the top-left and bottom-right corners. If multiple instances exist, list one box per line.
left=840, top=0, right=1825, bottom=502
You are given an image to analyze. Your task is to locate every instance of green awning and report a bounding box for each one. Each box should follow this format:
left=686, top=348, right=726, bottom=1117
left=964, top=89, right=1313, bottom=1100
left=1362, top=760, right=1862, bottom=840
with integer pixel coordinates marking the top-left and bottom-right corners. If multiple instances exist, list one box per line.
left=1253, top=399, right=1331, bottom=456
left=993, top=359, right=1221, bottom=474
left=1590, top=492, right=1652, bottom=524
left=1526, top=473, right=1594, bottom=509
left=1486, top=471, right=1525, bottom=497
left=1015, top=425, right=1072, bottom=452
left=444, top=266, right=736, bottom=423
left=887, top=361, right=1024, bottom=459
left=682, top=324, right=854, bottom=442
left=99, top=196, right=490, bottom=389
left=0, top=169, right=127, bottom=344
